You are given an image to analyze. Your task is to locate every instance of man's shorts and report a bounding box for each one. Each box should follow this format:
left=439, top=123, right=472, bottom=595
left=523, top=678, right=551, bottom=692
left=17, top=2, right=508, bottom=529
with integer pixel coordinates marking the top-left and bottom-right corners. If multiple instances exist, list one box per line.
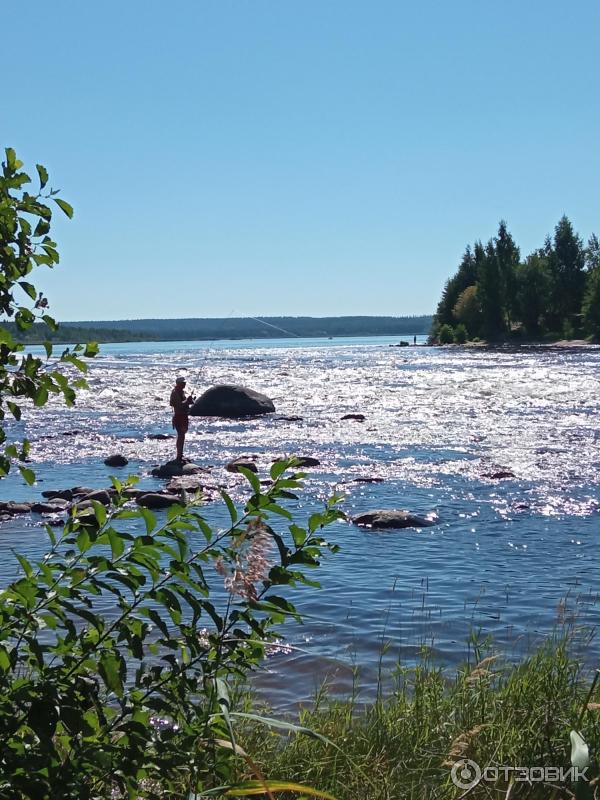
left=172, top=414, right=189, bottom=434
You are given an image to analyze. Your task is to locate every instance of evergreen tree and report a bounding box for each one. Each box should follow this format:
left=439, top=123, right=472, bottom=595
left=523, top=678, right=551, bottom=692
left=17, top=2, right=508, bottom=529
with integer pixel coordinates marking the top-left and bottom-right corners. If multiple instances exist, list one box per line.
left=494, top=220, right=520, bottom=325
left=582, top=235, right=600, bottom=338
left=582, top=266, right=600, bottom=337
left=477, top=239, right=505, bottom=338
left=547, top=215, right=585, bottom=328
left=433, top=245, right=477, bottom=331
left=515, top=254, right=550, bottom=335
left=585, top=233, right=600, bottom=272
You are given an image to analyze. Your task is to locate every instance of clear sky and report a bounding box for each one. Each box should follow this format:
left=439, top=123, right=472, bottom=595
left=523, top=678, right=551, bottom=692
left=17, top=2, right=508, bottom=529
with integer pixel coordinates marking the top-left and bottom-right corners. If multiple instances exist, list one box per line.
left=3, top=0, right=599, bottom=320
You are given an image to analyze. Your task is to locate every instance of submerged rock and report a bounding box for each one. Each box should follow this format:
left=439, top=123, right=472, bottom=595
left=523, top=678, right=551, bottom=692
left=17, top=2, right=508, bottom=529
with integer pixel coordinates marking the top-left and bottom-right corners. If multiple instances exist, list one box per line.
left=151, top=461, right=204, bottom=478
left=104, top=454, right=128, bottom=467
left=189, top=384, right=275, bottom=418
left=341, top=413, right=365, bottom=422
left=294, top=456, right=320, bottom=467
left=482, top=470, right=516, bottom=480
left=226, top=457, right=258, bottom=474
left=147, top=433, right=174, bottom=440
left=352, top=509, right=438, bottom=530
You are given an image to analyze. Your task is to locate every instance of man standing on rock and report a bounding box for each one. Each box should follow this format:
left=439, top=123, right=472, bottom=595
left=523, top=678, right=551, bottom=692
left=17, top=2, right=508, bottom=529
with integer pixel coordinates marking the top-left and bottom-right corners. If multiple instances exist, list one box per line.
left=170, top=376, right=194, bottom=463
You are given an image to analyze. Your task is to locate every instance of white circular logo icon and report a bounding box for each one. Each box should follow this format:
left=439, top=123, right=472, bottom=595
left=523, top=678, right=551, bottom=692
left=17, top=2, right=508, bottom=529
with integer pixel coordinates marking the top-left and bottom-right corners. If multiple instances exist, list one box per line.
left=451, top=758, right=481, bottom=790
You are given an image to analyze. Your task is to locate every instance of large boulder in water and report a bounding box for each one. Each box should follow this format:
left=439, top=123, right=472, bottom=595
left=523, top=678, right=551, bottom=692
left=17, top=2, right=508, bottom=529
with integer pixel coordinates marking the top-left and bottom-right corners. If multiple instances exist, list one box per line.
left=189, top=385, right=275, bottom=418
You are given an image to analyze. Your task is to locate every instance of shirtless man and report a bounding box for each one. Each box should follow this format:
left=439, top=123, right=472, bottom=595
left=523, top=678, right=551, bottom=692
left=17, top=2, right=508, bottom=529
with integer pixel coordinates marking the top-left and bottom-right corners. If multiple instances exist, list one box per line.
left=170, top=376, right=194, bottom=462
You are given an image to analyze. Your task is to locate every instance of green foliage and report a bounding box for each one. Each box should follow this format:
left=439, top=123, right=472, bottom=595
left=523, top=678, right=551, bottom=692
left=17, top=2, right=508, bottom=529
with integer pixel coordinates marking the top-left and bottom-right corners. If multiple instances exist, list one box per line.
left=547, top=215, right=586, bottom=327
left=494, top=220, right=520, bottom=324
left=586, top=234, right=600, bottom=273
left=477, top=238, right=506, bottom=339
left=433, top=246, right=477, bottom=331
left=434, top=216, right=596, bottom=343
left=0, top=321, right=151, bottom=344
left=438, top=324, right=454, bottom=344
left=514, top=254, right=550, bottom=336
left=0, top=468, right=344, bottom=798
left=453, top=323, right=468, bottom=344
left=0, top=147, right=97, bottom=478
left=452, top=284, right=480, bottom=333
left=242, top=639, right=598, bottom=799
left=582, top=265, right=600, bottom=337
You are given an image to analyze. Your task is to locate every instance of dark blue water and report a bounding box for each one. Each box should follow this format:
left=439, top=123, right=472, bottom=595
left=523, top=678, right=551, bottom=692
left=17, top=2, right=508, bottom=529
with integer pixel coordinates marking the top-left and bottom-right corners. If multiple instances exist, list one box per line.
left=1, top=336, right=599, bottom=707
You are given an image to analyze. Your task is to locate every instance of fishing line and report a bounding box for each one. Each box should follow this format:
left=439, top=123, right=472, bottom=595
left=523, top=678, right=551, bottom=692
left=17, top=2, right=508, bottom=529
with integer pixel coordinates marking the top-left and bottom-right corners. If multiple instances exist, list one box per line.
left=184, top=314, right=301, bottom=398
left=244, top=316, right=302, bottom=339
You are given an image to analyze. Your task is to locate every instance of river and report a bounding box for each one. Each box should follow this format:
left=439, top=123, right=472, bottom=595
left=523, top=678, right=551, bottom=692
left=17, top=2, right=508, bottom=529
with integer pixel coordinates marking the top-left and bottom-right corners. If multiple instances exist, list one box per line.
left=1, top=336, right=599, bottom=708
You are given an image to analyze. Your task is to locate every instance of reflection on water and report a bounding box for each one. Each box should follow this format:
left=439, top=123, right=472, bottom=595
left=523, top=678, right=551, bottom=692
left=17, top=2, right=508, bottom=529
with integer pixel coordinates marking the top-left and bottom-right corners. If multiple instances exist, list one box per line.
left=1, top=337, right=600, bottom=708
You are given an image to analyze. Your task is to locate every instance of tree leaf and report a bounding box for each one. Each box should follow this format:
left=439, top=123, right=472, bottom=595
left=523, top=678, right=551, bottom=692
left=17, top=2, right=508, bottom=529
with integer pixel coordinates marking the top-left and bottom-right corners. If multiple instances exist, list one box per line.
left=36, top=163, right=48, bottom=189
left=54, top=198, right=73, bottom=218
left=19, top=466, right=36, bottom=486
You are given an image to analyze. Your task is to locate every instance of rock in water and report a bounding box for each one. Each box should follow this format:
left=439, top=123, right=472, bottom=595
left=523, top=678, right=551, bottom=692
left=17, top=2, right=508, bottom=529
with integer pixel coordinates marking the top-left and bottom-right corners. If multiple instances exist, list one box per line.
left=293, top=456, right=320, bottom=467
left=151, top=460, right=205, bottom=478
left=189, top=385, right=275, bottom=418
left=0, top=502, right=32, bottom=515
left=42, top=489, right=73, bottom=501
left=226, top=457, right=258, bottom=474
left=104, top=454, right=128, bottom=467
left=137, top=493, right=182, bottom=509
left=353, top=509, right=438, bottom=530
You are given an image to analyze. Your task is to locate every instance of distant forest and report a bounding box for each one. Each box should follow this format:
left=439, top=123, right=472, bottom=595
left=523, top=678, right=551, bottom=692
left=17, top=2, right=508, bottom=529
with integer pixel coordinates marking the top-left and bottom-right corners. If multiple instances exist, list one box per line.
left=2, top=315, right=433, bottom=344
left=432, top=216, right=600, bottom=343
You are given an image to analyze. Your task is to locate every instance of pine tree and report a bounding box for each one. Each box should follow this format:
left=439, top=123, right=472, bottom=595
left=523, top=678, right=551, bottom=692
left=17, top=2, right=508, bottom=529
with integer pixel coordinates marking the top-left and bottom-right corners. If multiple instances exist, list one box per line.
left=494, top=220, right=520, bottom=326
left=515, top=254, right=550, bottom=336
left=585, top=233, right=600, bottom=272
left=582, top=266, right=600, bottom=337
left=433, top=245, right=477, bottom=331
left=547, top=215, right=585, bottom=329
left=477, top=239, right=505, bottom=339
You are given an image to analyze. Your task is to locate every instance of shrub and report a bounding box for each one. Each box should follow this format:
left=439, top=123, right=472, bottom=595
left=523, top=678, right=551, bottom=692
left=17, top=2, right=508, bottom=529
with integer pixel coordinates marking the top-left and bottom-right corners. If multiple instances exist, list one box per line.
left=0, top=468, right=343, bottom=798
left=453, top=323, right=468, bottom=344
left=438, top=324, right=454, bottom=344
left=562, top=319, right=576, bottom=340
left=0, top=147, right=97, bottom=482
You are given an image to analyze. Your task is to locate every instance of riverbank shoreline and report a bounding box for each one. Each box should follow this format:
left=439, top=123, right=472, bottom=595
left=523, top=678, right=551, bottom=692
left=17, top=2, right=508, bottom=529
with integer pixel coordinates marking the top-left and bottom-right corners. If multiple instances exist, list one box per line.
left=436, top=337, right=598, bottom=348
left=241, top=637, right=597, bottom=799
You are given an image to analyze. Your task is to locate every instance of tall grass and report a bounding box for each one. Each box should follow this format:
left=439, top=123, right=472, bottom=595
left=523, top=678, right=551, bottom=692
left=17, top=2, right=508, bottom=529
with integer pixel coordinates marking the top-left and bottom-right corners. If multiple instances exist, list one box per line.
left=240, top=638, right=600, bottom=798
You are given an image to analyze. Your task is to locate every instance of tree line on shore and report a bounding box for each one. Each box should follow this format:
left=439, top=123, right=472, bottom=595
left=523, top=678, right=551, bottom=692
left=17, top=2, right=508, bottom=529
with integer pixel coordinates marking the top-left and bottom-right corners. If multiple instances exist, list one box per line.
left=2, top=315, right=434, bottom=344
left=432, top=216, right=600, bottom=343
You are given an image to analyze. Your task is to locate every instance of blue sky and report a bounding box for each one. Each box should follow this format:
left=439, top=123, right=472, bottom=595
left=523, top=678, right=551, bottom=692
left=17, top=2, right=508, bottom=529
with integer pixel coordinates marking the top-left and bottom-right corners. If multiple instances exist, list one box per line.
left=3, top=0, right=599, bottom=320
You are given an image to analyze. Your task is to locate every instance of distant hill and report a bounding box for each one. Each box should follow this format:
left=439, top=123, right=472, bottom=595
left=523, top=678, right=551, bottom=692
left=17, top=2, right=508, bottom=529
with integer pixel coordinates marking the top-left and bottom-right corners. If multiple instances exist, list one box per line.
left=2, top=315, right=433, bottom=344
left=61, top=315, right=434, bottom=340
